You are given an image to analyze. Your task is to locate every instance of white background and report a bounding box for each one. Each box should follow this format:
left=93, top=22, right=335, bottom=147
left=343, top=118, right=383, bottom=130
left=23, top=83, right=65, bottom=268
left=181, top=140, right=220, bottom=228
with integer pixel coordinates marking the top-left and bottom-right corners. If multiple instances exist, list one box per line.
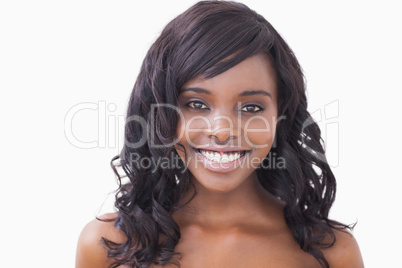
left=1, top=1, right=401, bottom=267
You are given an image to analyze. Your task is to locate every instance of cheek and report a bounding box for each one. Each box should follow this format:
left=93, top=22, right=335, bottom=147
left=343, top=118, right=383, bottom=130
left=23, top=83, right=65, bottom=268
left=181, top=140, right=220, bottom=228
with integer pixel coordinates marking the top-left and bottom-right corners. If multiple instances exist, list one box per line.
left=244, top=115, right=277, bottom=148
left=175, top=114, right=209, bottom=147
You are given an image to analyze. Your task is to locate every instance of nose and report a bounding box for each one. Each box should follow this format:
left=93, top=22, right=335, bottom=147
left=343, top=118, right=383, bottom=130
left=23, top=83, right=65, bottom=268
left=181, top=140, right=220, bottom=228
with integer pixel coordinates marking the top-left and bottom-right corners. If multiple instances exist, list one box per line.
left=204, top=115, right=239, bottom=145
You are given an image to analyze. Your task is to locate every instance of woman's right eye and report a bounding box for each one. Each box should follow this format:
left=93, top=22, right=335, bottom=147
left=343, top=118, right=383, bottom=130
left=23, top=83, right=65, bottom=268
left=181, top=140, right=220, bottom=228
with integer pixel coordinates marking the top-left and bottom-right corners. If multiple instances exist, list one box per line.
left=186, top=101, right=208, bottom=110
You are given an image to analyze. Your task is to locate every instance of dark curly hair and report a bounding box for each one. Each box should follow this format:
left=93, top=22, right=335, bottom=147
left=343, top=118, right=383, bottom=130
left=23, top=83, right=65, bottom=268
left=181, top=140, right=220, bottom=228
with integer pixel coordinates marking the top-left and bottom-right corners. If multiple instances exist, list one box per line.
left=101, top=1, right=353, bottom=267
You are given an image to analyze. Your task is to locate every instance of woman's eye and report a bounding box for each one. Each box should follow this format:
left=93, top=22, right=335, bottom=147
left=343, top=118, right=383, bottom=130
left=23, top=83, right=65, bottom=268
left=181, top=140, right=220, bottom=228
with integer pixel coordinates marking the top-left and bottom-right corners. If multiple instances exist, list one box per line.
left=241, top=105, right=263, bottom=113
left=187, top=101, right=208, bottom=110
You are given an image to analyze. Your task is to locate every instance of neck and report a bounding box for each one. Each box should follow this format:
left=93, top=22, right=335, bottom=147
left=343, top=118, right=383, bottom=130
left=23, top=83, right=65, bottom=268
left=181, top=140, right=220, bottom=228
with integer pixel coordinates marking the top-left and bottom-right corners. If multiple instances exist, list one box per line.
left=173, top=172, right=284, bottom=230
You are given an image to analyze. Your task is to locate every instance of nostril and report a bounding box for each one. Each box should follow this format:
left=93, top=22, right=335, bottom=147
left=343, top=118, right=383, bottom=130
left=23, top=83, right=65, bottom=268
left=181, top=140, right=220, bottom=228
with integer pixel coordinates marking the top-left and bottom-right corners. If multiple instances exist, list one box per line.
left=211, top=135, right=231, bottom=145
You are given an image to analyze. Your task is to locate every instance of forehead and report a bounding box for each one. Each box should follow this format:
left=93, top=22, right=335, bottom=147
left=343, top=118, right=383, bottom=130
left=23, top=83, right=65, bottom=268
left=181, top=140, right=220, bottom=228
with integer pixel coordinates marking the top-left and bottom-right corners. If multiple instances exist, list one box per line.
left=181, top=54, right=277, bottom=97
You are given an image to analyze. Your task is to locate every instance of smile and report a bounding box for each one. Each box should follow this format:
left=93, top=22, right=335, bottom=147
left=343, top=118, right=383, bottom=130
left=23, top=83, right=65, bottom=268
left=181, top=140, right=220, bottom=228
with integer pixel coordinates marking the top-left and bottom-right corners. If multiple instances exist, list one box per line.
left=194, top=148, right=250, bottom=164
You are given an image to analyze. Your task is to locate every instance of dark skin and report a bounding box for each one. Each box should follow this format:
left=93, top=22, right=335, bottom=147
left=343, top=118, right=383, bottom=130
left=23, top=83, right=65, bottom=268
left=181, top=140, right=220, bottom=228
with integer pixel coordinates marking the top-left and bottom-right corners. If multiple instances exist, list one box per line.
left=76, top=55, right=364, bottom=268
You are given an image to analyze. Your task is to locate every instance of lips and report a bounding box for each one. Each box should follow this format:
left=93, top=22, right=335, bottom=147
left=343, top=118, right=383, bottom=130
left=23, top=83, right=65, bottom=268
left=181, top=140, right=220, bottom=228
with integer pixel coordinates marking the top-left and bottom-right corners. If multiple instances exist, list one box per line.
left=193, top=147, right=251, bottom=164
left=191, top=146, right=251, bottom=173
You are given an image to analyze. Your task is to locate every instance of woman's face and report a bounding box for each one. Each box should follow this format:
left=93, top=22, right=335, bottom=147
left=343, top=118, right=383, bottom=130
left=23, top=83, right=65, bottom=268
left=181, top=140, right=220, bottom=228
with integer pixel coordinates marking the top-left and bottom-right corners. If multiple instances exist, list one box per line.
left=174, top=54, right=278, bottom=192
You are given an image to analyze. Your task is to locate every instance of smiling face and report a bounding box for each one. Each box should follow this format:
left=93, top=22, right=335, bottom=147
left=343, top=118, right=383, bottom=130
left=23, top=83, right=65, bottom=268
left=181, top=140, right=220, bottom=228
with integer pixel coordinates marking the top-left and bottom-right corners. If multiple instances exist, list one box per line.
left=174, top=54, right=278, bottom=193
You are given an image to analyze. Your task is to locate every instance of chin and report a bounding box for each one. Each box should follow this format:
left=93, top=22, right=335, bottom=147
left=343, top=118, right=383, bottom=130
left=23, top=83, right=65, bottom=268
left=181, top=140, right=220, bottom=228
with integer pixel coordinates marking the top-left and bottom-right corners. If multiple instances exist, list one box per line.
left=190, top=170, right=253, bottom=194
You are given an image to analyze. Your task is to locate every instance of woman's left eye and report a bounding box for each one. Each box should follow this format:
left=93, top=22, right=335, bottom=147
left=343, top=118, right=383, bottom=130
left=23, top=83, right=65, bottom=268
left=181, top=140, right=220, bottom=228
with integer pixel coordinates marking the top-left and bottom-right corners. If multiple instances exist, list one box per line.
left=241, top=105, right=263, bottom=113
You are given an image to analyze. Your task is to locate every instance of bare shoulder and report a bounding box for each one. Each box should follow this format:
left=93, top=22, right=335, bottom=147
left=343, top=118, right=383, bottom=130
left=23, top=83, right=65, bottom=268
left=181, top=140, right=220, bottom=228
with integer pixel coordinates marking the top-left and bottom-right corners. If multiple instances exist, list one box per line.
left=323, top=228, right=364, bottom=268
left=75, top=212, right=126, bottom=268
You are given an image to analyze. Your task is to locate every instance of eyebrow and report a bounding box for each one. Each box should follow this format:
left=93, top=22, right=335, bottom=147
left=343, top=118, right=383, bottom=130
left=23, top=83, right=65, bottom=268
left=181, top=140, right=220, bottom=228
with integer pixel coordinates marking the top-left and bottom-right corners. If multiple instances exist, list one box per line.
left=181, top=87, right=212, bottom=95
left=180, top=87, right=272, bottom=99
left=238, top=90, right=272, bottom=99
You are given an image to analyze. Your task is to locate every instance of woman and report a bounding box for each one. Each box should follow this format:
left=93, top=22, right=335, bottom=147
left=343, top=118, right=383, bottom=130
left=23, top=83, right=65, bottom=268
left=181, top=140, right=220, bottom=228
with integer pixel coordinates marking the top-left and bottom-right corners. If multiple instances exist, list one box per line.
left=76, top=1, right=364, bottom=267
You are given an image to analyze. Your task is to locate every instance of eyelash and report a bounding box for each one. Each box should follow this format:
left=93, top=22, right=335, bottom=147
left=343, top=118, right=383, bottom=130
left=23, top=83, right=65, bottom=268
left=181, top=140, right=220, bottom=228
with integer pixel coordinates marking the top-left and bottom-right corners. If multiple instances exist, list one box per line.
left=185, top=101, right=264, bottom=113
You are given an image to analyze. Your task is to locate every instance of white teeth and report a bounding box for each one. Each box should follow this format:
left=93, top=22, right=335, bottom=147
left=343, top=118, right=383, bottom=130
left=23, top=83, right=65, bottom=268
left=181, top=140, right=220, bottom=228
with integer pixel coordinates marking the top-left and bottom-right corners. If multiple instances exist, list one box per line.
left=211, top=153, right=220, bottom=162
left=221, top=154, right=229, bottom=163
left=199, top=149, right=246, bottom=163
